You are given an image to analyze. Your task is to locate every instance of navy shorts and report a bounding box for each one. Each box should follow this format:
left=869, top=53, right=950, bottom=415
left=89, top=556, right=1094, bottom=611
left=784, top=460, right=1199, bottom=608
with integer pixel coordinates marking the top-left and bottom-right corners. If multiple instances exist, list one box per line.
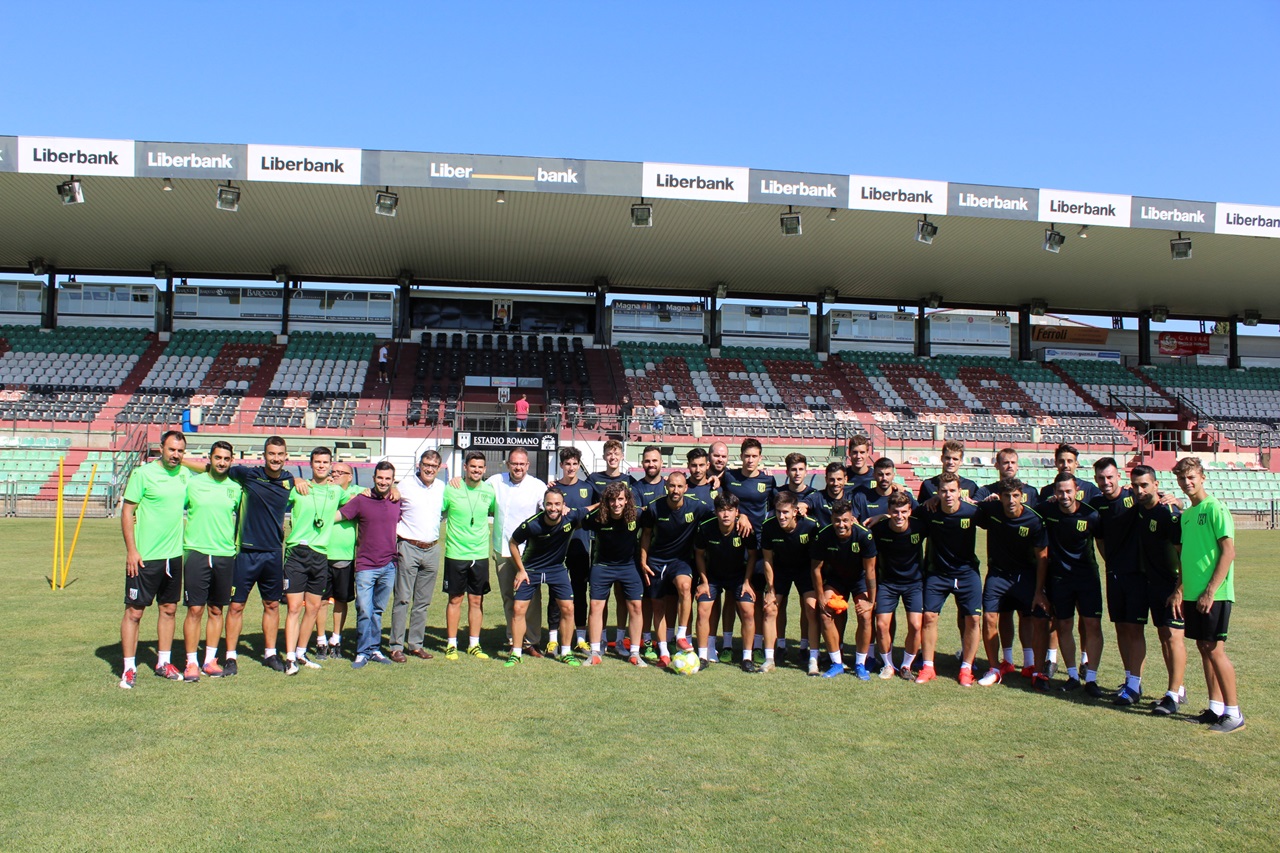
left=697, top=576, right=754, bottom=604
left=647, top=559, right=693, bottom=600
left=876, top=580, right=924, bottom=615
left=983, top=572, right=1037, bottom=615
left=1106, top=571, right=1149, bottom=625
left=590, top=564, right=644, bottom=601
left=183, top=551, right=235, bottom=608
left=924, top=571, right=982, bottom=616
left=1048, top=573, right=1103, bottom=621
left=125, top=556, right=183, bottom=608
left=1146, top=577, right=1184, bottom=630
left=232, top=549, right=284, bottom=604
left=1183, top=600, right=1230, bottom=642
left=774, top=566, right=814, bottom=598
left=515, top=567, right=573, bottom=602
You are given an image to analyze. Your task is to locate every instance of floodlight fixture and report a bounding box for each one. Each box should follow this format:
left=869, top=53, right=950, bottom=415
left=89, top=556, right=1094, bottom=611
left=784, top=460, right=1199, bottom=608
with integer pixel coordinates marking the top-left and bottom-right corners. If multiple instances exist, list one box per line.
left=1043, top=225, right=1065, bottom=253
left=926, top=292, right=943, bottom=309
left=630, top=200, right=653, bottom=227
left=272, top=266, right=290, bottom=283
left=1077, top=225, right=1089, bottom=239
left=1030, top=299, right=1048, bottom=316
left=57, top=178, right=84, bottom=205
left=151, top=263, right=171, bottom=280
left=1151, top=305, right=1169, bottom=323
left=826, top=208, right=837, bottom=222
left=374, top=187, right=399, bottom=217
left=1170, top=232, right=1192, bottom=261
left=713, top=282, right=728, bottom=299
left=495, top=191, right=506, bottom=204
left=1244, top=310, right=1261, bottom=327
left=821, top=288, right=838, bottom=304
left=29, top=258, right=47, bottom=276
left=216, top=182, right=240, bottom=212
left=780, top=206, right=802, bottom=236
left=162, top=178, right=174, bottom=192
left=916, top=216, right=938, bottom=244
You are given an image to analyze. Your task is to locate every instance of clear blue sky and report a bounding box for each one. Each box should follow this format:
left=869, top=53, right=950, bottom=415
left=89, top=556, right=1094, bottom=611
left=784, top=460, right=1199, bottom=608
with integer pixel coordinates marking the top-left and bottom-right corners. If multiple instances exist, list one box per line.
left=5, top=2, right=1277, bottom=205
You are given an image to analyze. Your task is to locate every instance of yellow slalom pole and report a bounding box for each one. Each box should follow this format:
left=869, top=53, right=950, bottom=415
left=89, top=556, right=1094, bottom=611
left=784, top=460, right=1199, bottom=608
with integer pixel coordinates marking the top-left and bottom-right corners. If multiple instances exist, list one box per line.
left=62, top=463, right=96, bottom=589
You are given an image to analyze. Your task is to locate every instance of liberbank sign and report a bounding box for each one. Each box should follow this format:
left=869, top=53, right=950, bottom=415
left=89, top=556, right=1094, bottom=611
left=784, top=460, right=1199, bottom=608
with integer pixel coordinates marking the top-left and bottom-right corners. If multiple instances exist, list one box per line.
left=8, top=133, right=1280, bottom=240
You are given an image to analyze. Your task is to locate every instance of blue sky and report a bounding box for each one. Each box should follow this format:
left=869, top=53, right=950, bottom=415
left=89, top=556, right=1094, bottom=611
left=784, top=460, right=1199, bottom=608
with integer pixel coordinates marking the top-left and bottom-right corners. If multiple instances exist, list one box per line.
left=5, top=2, right=1276, bottom=204
left=4, top=3, right=1277, bottom=332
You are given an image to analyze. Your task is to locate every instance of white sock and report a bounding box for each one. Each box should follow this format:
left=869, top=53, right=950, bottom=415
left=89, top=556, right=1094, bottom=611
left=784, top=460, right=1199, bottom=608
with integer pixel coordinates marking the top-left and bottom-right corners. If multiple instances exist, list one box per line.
left=753, top=634, right=763, bottom=650
left=764, top=648, right=774, bottom=661
left=923, top=659, right=934, bottom=669
left=511, top=646, right=522, bottom=658
left=1126, top=674, right=1141, bottom=692
left=698, top=647, right=709, bottom=660
left=1002, top=647, right=1014, bottom=665
left=960, top=661, right=972, bottom=672
left=287, top=652, right=296, bottom=662
left=263, top=648, right=276, bottom=659
left=225, top=650, right=238, bottom=660
left=204, top=647, right=218, bottom=665
left=186, top=652, right=198, bottom=666
left=809, top=649, right=819, bottom=663
left=590, top=642, right=601, bottom=653
left=329, top=632, right=340, bottom=645
left=1022, top=647, right=1035, bottom=667
left=1177, top=685, right=1186, bottom=701
left=549, top=630, right=559, bottom=645
left=317, top=636, right=328, bottom=647
left=675, top=626, right=687, bottom=640
left=883, top=647, right=894, bottom=667
left=560, top=645, right=571, bottom=658
left=296, top=647, right=307, bottom=659
left=902, top=652, right=917, bottom=670
left=1225, top=705, right=1241, bottom=720
left=576, top=629, right=586, bottom=643
left=1080, top=651, right=1089, bottom=666
left=1209, top=699, right=1225, bottom=715
left=468, top=636, right=481, bottom=648
left=123, top=656, right=136, bottom=672
left=855, top=652, right=867, bottom=666
left=829, top=651, right=843, bottom=665
left=658, top=641, right=669, bottom=657
left=446, top=638, right=458, bottom=649
left=157, top=650, right=172, bottom=667
left=742, top=648, right=752, bottom=662
left=1046, top=648, right=1058, bottom=663
left=1165, top=690, right=1180, bottom=701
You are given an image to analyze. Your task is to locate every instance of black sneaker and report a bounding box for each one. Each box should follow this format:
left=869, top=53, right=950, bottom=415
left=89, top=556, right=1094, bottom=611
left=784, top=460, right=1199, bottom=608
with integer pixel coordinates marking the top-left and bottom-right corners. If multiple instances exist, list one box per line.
left=740, top=659, right=763, bottom=674
left=1083, top=681, right=1104, bottom=698
left=1113, top=686, right=1140, bottom=706
left=264, top=654, right=287, bottom=673
left=222, top=658, right=238, bottom=677
left=1195, top=709, right=1223, bottom=725
left=1059, top=677, right=1081, bottom=692
left=698, top=658, right=711, bottom=672
left=1151, top=695, right=1179, bottom=716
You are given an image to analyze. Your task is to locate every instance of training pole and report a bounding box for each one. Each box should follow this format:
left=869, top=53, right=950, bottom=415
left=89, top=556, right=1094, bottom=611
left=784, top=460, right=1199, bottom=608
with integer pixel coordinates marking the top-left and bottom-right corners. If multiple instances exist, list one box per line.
left=62, top=463, right=97, bottom=589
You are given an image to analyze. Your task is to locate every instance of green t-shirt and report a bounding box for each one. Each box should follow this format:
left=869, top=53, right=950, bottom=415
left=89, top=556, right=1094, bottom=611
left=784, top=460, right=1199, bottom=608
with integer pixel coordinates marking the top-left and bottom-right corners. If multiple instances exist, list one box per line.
left=184, top=473, right=243, bottom=557
left=1180, top=496, right=1235, bottom=601
left=442, top=480, right=497, bottom=560
left=326, top=484, right=365, bottom=561
left=123, top=461, right=190, bottom=561
left=286, top=482, right=349, bottom=555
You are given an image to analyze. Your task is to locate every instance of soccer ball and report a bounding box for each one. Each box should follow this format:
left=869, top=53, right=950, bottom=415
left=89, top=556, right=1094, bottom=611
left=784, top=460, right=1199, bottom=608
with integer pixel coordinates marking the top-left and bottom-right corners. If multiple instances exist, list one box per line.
left=672, top=650, right=701, bottom=675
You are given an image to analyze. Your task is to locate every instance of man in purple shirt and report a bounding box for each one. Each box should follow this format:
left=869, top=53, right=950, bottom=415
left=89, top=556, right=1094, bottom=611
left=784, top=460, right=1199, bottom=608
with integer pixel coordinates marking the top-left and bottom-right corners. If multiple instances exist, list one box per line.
left=338, top=461, right=403, bottom=669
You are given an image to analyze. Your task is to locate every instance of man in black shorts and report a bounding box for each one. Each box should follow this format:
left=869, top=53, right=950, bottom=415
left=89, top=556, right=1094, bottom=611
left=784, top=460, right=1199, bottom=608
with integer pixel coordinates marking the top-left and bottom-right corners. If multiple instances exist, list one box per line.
left=1041, top=472, right=1104, bottom=696
left=761, top=491, right=820, bottom=672
left=694, top=493, right=762, bottom=673
left=119, top=431, right=191, bottom=688
left=974, top=480, right=1050, bottom=688
left=1132, top=465, right=1187, bottom=716
left=867, top=492, right=926, bottom=680
left=639, top=471, right=711, bottom=668
left=915, top=473, right=983, bottom=685
left=810, top=500, right=877, bottom=679
left=179, top=440, right=241, bottom=680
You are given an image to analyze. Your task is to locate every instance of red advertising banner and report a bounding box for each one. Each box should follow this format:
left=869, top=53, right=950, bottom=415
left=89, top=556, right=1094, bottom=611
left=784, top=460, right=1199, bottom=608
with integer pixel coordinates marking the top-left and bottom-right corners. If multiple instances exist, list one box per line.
left=1157, top=331, right=1211, bottom=356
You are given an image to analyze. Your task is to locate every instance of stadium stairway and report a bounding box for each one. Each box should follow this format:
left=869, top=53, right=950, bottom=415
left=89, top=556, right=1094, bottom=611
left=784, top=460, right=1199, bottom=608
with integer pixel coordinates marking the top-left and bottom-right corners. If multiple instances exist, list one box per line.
left=35, top=448, right=87, bottom=500
left=90, top=336, right=168, bottom=431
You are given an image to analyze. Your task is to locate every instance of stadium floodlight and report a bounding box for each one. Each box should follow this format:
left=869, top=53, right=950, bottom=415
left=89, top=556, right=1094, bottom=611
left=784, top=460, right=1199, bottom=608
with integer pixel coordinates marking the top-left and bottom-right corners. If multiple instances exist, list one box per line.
left=29, top=258, right=47, bottom=276
left=1076, top=225, right=1089, bottom=239
left=926, top=292, right=943, bottom=309
left=1151, top=305, right=1169, bottom=323
left=1030, top=299, right=1048, bottom=316
left=57, top=178, right=84, bottom=205
left=821, top=288, right=838, bottom=304
left=162, top=178, right=173, bottom=192
left=272, top=266, right=290, bottom=283
left=216, top=182, right=240, bottom=212
left=374, top=188, right=399, bottom=217
left=151, top=263, right=171, bottom=280
left=1244, top=310, right=1261, bottom=327
left=630, top=201, right=653, bottom=228
left=916, top=217, right=938, bottom=245
left=827, top=208, right=837, bottom=222
left=1170, top=232, right=1192, bottom=261
left=495, top=191, right=506, bottom=204
left=780, top=206, right=802, bottom=236
left=1043, top=226, right=1065, bottom=253
left=713, top=282, right=728, bottom=299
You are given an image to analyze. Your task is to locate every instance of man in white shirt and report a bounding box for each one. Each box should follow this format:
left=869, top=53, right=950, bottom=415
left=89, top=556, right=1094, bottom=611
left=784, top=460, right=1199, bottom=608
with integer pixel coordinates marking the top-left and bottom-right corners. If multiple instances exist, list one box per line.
left=390, top=449, right=445, bottom=661
left=489, top=449, right=549, bottom=651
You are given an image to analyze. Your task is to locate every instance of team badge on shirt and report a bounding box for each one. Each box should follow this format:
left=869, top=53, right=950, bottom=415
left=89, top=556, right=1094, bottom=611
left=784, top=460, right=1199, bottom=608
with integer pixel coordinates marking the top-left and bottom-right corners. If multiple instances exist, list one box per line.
left=910, top=533, right=921, bottom=544
left=960, top=518, right=971, bottom=529
left=732, top=537, right=742, bottom=547
left=850, top=542, right=860, bottom=553
left=1077, top=520, right=1089, bottom=532
left=1150, top=519, right=1159, bottom=532
left=684, top=512, right=694, bottom=523
left=579, top=488, right=588, bottom=499
left=627, top=521, right=636, bottom=531
left=1123, top=497, right=1134, bottom=508
left=800, top=533, right=810, bottom=544
left=562, top=523, right=572, bottom=532
left=757, top=482, right=767, bottom=493
left=1018, top=526, right=1030, bottom=537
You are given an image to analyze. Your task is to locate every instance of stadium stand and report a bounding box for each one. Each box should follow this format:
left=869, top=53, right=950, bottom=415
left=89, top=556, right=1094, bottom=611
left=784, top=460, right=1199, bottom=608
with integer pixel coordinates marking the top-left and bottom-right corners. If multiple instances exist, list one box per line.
left=257, top=331, right=376, bottom=429
left=1143, top=364, right=1280, bottom=447
left=0, top=326, right=145, bottom=422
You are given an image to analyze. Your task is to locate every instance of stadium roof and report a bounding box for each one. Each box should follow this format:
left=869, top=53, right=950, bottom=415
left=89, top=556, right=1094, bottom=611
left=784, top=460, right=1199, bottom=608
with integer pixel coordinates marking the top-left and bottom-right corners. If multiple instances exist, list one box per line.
left=2, top=135, right=1278, bottom=321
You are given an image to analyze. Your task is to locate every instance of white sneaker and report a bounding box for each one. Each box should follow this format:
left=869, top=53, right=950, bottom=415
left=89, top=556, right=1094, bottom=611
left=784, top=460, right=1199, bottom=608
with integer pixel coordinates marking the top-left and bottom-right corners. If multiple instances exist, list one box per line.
left=808, top=660, right=820, bottom=676
left=285, top=660, right=300, bottom=676
left=978, top=669, right=1002, bottom=687
left=299, top=653, right=322, bottom=670
left=878, top=664, right=897, bottom=680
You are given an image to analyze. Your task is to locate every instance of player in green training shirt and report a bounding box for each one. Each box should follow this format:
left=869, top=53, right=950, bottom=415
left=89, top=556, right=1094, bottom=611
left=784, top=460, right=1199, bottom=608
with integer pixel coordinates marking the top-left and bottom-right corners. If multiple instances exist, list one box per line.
left=119, top=431, right=191, bottom=689
left=282, top=447, right=358, bottom=674
left=1172, top=457, right=1244, bottom=733
left=180, top=440, right=242, bottom=681
left=441, top=451, right=498, bottom=659
left=317, top=462, right=364, bottom=659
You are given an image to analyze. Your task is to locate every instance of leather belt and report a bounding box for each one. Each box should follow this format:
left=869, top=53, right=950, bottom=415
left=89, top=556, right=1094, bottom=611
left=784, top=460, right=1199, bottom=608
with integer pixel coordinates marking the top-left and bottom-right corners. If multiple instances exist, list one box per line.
left=398, top=536, right=438, bottom=549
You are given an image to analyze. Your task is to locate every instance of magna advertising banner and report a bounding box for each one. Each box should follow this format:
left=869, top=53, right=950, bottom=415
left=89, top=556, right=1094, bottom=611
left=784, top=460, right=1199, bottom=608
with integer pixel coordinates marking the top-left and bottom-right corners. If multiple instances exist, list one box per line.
left=1031, top=325, right=1110, bottom=345
left=642, top=162, right=750, bottom=203
left=1157, top=331, right=1211, bottom=356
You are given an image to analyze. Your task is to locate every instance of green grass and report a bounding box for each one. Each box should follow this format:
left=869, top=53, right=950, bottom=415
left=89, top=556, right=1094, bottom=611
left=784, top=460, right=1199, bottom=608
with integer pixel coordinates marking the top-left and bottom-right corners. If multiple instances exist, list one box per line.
left=1, top=519, right=1277, bottom=851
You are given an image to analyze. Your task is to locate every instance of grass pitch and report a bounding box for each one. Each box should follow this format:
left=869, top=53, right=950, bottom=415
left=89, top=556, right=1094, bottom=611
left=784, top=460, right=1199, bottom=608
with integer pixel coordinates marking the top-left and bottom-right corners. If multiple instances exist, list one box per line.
left=1, top=519, right=1276, bottom=851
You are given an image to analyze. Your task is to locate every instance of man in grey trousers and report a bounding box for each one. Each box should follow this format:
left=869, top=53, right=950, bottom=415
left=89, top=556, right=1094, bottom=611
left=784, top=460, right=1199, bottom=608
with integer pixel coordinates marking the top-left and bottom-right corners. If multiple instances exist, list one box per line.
left=390, top=449, right=445, bottom=661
